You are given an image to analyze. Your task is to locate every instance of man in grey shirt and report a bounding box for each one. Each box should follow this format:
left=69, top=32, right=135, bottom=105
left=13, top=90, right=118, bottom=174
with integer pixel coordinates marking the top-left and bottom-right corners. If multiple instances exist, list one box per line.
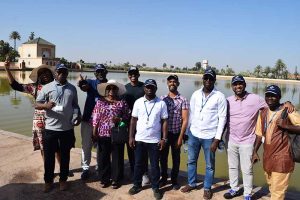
left=36, top=64, right=81, bottom=192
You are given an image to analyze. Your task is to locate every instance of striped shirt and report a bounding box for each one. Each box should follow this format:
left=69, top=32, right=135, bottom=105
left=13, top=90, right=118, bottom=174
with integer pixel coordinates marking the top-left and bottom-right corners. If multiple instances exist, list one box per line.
left=161, top=93, right=189, bottom=134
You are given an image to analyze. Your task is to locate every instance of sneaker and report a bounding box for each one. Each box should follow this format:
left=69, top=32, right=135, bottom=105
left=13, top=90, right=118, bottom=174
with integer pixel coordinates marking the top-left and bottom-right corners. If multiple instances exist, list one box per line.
left=203, top=189, right=213, bottom=200
left=111, top=181, right=120, bottom=189
left=244, top=195, right=252, bottom=200
left=172, top=183, right=180, bottom=190
left=59, top=181, right=68, bottom=191
left=100, top=181, right=110, bottom=188
left=142, top=174, right=150, bottom=186
left=128, top=185, right=142, bottom=195
left=81, top=170, right=89, bottom=180
left=153, top=188, right=163, bottom=200
left=43, top=183, right=53, bottom=193
left=180, top=185, right=196, bottom=193
left=223, top=189, right=243, bottom=199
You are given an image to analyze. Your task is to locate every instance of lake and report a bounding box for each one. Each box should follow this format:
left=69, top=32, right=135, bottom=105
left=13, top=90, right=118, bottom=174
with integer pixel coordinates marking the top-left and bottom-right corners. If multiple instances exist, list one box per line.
left=1, top=70, right=300, bottom=191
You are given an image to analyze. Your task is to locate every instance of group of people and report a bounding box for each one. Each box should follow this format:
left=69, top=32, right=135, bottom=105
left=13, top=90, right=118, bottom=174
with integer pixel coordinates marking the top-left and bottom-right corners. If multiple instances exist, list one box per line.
left=4, top=60, right=300, bottom=200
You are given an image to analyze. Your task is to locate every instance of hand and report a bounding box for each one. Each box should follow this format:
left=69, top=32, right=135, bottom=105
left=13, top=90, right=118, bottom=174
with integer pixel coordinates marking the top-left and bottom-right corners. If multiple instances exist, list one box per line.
left=283, top=101, right=295, bottom=113
left=176, top=137, right=183, bottom=149
left=129, top=137, right=136, bottom=149
left=112, top=116, right=121, bottom=124
left=210, top=139, right=219, bottom=153
left=159, top=140, right=166, bottom=151
left=251, top=152, right=260, bottom=164
left=44, top=101, right=56, bottom=110
left=78, top=74, right=88, bottom=90
left=92, top=133, right=98, bottom=143
left=72, top=116, right=82, bottom=126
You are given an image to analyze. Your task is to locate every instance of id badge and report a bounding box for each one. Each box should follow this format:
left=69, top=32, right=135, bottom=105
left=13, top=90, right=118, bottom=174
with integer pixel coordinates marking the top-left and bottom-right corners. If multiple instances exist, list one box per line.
left=262, top=136, right=265, bottom=144
left=146, top=121, right=152, bottom=129
left=53, top=105, right=63, bottom=112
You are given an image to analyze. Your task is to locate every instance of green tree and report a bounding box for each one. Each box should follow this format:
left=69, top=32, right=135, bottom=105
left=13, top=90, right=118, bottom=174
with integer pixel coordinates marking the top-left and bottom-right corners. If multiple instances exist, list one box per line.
left=263, top=66, right=272, bottom=78
left=163, top=63, right=167, bottom=68
left=9, top=31, right=21, bottom=50
left=274, top=59, right=287, bottom=79
left=254, top=65, right=262, bottom=78
left=142, top=63, right=146, bottom=67
left=29, top=32, right=35, bottom=40
left=195, top=62, right=201, bottom=70
left=225, top=67, right=235, bottom=76
left=0, top=40, right=19, bottom=61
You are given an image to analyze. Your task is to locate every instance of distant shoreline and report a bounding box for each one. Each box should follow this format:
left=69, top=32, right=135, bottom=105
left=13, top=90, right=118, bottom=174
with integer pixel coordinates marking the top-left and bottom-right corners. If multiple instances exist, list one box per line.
left=139, top=70, right=300, bottom=84
left=1, top=68, right=300, bottom=84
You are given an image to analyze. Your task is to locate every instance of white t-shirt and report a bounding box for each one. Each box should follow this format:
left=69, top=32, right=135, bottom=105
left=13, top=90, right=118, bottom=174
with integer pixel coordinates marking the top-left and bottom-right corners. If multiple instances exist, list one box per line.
left=132, top=96, right=168, bottom=143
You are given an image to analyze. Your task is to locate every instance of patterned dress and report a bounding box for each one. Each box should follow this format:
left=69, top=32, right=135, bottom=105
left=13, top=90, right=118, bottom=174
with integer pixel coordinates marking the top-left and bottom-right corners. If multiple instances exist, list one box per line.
left=13, top=82, right=45, bottom=150
left=92, top=98, right=129, bottom=138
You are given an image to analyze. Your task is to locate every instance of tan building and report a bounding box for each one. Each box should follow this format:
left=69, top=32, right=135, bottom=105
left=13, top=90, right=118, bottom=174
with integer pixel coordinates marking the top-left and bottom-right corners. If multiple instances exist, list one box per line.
left=18, top=37, right=59, bottom=69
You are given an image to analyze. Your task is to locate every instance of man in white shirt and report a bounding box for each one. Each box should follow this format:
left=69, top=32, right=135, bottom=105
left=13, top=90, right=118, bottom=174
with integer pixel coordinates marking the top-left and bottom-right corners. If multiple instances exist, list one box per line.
left=128, top=79, right=168, bottom=200
left=181, top=69, right=227, bottom=200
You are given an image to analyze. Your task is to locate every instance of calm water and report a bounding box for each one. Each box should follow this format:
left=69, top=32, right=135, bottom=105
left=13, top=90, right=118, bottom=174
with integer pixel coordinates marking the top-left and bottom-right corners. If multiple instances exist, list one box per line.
left=1, top=71, right=300, bottom=191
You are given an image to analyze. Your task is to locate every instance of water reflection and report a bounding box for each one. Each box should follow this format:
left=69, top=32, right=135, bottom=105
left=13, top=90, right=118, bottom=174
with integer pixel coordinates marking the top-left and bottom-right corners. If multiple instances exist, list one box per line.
left=1, top=71, right=300, bottom=191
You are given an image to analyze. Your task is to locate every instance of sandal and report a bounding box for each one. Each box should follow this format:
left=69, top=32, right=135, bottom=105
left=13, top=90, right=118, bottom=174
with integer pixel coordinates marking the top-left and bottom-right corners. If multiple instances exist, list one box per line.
left=180, top=185, right=196, bottom=193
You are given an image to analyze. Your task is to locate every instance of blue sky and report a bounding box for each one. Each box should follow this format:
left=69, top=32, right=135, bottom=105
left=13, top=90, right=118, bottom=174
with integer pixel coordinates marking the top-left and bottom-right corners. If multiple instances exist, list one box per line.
left=1, top=0, right=300, bottom=72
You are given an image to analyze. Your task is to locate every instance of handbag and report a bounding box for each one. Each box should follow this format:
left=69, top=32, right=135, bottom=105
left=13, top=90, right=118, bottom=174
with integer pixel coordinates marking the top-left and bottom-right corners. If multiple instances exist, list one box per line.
left=281, top=108, right=300, bottom=163
left=111, top=125, right=129, bottom=144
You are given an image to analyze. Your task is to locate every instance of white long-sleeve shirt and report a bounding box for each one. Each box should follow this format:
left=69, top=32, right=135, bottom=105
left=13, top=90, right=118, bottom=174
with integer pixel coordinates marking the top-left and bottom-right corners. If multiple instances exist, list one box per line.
left=189, top=87, right=227, bottom=140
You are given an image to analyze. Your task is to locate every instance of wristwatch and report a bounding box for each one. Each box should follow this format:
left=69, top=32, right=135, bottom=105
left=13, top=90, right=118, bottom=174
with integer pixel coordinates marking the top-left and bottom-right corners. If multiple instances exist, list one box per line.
left=162, top=138, right=168, bottom=143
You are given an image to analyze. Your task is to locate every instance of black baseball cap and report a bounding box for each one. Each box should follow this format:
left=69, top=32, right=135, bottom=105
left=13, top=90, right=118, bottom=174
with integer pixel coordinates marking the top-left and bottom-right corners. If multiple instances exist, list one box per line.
left=144, top=79, right=157, bottom=87
left=265, top=85, right=281, bottom=97
left=167, top=74, right=179, bottom=81
left=203, top=68, right=216, bottom=79
left=231, top=75, right=245, bottom=84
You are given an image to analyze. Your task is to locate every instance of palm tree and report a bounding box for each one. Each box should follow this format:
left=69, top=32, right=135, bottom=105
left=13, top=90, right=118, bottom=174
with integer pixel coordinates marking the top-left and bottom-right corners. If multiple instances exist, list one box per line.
left=9, top=31, right=21, bottom=50
left=29, top=32, right=35, bottom=40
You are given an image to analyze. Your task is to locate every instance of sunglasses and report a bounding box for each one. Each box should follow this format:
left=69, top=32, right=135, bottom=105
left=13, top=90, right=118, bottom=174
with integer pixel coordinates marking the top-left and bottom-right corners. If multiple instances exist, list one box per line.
left=203, top=76, right=215, bottom=81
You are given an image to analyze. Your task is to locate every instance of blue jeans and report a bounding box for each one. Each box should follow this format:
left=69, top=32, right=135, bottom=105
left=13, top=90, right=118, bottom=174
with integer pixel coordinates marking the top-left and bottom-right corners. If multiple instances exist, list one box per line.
left=134, top=141, right=160, bottom=190
left=187, top=132, right=215, bottom=189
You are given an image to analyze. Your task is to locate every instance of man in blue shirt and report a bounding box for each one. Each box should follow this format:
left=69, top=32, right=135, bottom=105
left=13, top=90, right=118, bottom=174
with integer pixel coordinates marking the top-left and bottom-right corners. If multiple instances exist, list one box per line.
left=78, top=64, right=108, bottom=180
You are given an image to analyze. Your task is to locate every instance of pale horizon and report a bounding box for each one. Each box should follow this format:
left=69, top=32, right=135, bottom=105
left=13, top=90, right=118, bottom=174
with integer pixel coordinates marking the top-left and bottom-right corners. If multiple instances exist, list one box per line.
left=1, top=0, right=300, bottom=73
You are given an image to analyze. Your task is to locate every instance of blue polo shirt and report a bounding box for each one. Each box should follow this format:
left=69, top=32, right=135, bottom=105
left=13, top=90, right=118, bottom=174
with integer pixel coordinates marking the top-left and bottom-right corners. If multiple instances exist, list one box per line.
left=82, top=79, right=103, bottom=121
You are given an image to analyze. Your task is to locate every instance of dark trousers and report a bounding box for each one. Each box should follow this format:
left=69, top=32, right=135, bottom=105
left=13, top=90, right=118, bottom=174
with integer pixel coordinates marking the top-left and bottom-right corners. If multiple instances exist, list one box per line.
left=43, top=129, right=75, bottom=183
left=126, top=142, right=135, bottom=172
left=126, top=142, right=149, bottom=174
left=160, top=133, right=181, bottom=184
left=134, top=141, right=160, bottom=189
left=97, top=137, right=125, bottom=183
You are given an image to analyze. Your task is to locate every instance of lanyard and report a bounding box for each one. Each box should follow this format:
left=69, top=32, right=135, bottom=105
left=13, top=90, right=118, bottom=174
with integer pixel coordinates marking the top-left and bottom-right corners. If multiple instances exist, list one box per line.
left=55, top=84, right=65, bottom=103
left=263, top=110, right=278, bottom=135
left=144, top=99, right=156, bottom=121
left=200, top=92, right=213, bottom=113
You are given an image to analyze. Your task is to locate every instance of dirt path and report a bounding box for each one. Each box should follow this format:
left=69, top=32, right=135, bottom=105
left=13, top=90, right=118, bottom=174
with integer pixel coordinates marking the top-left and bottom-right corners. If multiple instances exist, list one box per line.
left=0, top=130, right=299, bottom=200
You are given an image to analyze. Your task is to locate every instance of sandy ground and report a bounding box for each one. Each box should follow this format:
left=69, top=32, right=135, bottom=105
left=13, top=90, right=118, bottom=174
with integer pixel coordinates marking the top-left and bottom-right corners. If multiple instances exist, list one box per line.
left=0, top=130, right=299, bottom=200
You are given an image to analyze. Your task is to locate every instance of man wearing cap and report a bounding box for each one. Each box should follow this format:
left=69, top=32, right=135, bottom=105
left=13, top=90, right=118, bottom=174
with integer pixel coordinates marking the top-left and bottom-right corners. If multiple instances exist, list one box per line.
left=159, top=74, right=189, bottom=190
left=77, top=64, right=108, bottom=180
left=122, top=66, right=144, bottom=173
left=252, top=85, right=300, bottom=200
left=224, top=75, right=267, bottom=200
left=35, top=64, right=81, bottom=192
left=128, top=79, right=168, bottom=200
left=181, top=69, right=227, bottom=200
left=224, top=76, right=294, bottom=200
